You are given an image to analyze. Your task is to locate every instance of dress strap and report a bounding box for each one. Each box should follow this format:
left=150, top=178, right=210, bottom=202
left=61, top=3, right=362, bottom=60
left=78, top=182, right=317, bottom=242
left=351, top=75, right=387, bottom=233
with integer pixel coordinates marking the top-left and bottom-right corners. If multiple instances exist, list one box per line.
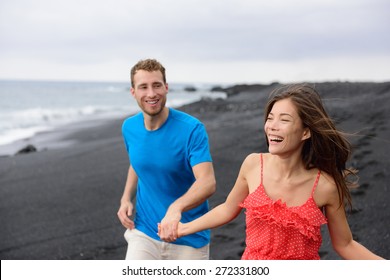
left=260, top=153, right=263, bottom=185
left=311, top=170, right=321, bottom=195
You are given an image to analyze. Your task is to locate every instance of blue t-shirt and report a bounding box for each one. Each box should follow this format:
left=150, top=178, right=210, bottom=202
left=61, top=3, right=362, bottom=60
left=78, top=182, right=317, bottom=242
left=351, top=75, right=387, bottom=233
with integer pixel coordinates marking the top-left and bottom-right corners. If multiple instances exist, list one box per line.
left=122, top=108, right=212, bottom=248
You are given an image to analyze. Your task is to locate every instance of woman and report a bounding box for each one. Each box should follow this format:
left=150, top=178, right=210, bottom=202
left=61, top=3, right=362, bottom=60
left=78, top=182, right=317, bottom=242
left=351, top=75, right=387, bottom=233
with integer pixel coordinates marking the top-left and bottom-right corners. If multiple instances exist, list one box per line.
left=159, top=84, right=384, bottom=260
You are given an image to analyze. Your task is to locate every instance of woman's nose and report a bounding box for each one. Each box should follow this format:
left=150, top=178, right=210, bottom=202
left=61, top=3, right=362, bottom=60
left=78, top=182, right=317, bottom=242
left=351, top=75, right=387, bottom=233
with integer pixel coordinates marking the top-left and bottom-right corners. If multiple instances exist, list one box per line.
left=269, top=122, right=279, bottom=131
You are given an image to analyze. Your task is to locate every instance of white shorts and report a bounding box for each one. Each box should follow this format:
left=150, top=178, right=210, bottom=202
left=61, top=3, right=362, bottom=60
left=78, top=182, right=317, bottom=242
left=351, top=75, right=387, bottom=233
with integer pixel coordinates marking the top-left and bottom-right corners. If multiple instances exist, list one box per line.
left=124, top=228, right=209, bottom=260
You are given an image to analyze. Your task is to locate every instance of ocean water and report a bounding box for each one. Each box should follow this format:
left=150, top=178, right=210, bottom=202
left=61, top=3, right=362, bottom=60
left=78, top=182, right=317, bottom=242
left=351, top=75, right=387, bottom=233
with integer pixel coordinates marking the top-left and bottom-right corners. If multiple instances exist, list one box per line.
left=0, top=80, right=226, bottom=154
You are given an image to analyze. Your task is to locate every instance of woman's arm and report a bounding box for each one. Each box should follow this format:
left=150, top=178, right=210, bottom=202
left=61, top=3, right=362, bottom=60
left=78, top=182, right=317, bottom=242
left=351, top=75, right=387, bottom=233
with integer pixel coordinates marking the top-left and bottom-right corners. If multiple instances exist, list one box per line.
left=323, top=178, right=384, bottom=260
left=177, top=155, right=253, bottom=237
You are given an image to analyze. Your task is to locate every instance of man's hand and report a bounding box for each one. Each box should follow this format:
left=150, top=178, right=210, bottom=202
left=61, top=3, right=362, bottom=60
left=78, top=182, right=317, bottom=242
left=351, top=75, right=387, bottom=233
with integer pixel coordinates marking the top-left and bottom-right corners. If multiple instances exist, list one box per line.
left=117, top=201, right=135, bottom=229
left=158, top=207, right=182, bottom=242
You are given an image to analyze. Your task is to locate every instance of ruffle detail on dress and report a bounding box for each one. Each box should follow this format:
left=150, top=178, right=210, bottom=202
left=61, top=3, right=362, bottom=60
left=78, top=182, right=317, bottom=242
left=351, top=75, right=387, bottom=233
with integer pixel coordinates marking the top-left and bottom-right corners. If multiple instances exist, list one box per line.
left=242, top=199, right=327, bottom=242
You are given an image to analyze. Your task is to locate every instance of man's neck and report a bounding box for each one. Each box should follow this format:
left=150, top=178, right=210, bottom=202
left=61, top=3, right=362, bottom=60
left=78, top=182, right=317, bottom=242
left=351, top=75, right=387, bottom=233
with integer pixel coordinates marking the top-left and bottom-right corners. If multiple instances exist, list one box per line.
left=143, top=107, right=170, bottom=131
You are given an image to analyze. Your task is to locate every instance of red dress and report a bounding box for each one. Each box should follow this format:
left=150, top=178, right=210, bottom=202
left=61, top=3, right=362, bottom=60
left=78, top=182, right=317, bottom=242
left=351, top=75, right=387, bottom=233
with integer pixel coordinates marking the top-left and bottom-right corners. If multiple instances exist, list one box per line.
left=240, top=154, right=327, bottom=260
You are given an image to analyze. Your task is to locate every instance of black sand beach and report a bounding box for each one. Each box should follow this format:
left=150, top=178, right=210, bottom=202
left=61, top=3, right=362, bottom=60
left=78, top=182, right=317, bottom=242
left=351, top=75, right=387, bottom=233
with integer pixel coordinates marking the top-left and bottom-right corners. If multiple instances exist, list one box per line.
left=0, top=82, right=389, bottom=260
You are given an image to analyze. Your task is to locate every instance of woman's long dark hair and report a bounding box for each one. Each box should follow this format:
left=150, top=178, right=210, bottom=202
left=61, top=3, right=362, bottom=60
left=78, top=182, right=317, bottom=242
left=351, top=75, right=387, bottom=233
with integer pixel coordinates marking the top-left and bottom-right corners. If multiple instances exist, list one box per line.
left=264, top=84, right=357, bottom=209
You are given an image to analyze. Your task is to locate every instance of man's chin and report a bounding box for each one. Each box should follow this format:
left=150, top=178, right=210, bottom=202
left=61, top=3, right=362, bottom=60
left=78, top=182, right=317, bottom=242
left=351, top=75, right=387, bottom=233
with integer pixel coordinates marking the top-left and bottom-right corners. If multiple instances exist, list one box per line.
left=143, top=108, right=163, bottom=117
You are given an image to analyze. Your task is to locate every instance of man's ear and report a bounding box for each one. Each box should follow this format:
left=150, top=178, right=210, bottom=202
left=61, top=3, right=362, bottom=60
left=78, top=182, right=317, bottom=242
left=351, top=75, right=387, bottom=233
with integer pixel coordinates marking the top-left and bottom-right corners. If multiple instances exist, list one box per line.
left=130, top=87, right=135, bottom=97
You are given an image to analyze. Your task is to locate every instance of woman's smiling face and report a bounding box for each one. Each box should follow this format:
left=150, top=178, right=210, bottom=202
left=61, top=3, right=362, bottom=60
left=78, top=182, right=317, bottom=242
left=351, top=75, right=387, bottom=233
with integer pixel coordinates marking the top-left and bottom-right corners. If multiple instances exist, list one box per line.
left=264, top=98, right=311, bottom=155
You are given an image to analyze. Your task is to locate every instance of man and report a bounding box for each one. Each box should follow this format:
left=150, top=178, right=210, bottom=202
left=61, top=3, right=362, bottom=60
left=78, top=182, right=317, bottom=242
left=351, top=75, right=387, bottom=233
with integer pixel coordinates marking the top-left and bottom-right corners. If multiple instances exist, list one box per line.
left=117, top=58, right=216, bottom=260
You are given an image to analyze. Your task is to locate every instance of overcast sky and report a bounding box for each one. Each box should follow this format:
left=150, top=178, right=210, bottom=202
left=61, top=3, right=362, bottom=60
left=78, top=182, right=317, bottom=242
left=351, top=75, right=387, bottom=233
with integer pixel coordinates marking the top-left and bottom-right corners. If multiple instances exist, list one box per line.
left=0, top=0, right=389, bottom=84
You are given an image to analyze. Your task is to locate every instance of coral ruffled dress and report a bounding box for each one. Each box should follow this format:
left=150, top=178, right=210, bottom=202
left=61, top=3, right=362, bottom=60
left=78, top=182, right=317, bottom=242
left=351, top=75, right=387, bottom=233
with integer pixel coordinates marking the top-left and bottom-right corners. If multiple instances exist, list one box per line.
left=240, top=154, right=327, bottom=260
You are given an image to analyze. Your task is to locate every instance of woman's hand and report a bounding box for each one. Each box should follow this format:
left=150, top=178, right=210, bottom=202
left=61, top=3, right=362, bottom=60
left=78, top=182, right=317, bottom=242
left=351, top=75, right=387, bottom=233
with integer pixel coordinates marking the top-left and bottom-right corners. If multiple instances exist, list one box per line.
left=158, top=222, right=184, bottom=242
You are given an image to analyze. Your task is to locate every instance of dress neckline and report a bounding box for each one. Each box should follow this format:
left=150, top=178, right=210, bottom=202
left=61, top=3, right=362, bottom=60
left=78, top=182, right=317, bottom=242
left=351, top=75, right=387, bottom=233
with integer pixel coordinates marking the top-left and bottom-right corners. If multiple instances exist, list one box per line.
left=252, top=153, right=321, bottom=209
left=257, top=183, right=317, bottom=209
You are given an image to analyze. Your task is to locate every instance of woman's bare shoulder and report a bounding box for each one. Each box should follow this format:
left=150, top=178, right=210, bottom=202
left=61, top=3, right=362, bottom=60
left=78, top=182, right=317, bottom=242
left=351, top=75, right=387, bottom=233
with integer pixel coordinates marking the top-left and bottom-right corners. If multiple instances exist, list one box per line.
left=241, top=152, right=259, bottom=162
left=241, top=153, right=262, bottom=169
left=315, top=171, right=339, bottom=206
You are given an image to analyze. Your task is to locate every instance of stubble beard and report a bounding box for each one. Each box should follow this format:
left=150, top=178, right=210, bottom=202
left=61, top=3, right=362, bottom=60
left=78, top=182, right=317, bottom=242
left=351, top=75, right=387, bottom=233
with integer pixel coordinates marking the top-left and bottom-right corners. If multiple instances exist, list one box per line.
left=140, top=99, right=166, bottom=117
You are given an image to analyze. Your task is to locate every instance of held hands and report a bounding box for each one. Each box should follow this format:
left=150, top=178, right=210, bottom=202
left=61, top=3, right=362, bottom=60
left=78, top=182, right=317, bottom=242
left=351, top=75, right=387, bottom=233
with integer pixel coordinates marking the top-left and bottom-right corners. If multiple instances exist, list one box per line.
left=157, top=207, right=182, bottom=242
left=158, top=222, right=184, bottom=242
left=117, top=201, right=135, bottom=230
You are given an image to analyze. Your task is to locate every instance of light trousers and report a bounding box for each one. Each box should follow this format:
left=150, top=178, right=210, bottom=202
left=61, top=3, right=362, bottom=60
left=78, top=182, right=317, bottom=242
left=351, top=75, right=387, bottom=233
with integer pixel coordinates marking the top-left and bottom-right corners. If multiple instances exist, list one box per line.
left=124, top=228, right=209, bottom=260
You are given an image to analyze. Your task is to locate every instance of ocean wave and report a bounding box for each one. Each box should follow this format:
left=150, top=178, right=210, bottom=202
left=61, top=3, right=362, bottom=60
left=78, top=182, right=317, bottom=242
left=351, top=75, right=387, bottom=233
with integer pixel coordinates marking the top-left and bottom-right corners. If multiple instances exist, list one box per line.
left=0, top=80, right=226, bottom=148
left=0, top=105, right=131, bottom=146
